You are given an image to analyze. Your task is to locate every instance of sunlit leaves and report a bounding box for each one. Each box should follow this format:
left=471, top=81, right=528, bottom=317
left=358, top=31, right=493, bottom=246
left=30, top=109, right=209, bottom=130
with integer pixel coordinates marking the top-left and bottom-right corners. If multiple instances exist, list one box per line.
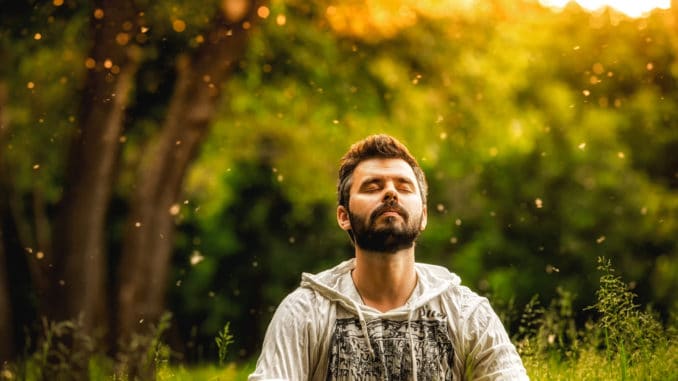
left=325, top=0, right=475, bottom=40
left=0, top=2, right=89, bottom=201
left=3, top=0, right=677, bottom=358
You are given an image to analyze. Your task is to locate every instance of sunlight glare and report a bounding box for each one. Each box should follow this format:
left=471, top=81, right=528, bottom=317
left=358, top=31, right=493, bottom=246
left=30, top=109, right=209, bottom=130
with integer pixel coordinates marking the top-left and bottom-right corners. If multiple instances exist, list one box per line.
left=540, top=0, right=671, bottom=17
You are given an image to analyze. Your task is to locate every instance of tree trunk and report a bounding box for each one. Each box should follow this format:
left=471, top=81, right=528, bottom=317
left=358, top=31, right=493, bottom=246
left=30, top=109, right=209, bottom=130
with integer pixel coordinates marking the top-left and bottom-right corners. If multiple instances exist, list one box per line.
left=51, top=0, right=141, bottom=340
left=116, top=4, right=258, bottom=349
left=0, top=82, right=14, bottom=361
left=0, top=231, right=13, bottom=362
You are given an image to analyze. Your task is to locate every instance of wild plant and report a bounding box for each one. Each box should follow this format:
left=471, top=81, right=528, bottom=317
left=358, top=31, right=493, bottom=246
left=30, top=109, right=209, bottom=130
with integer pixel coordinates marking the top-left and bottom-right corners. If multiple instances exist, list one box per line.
left=587, top=257, right=663, bottom=366
left=32, top=314, right=95, bottom=381
left=115, top=311, right=173, bottom=380
left=215, top=322, right=235, bottom=366
left=543, top=256, right=678, bottom=381
left=516, top=288, right=579, bottom=362
left=515, top=294, right=544, bottom=358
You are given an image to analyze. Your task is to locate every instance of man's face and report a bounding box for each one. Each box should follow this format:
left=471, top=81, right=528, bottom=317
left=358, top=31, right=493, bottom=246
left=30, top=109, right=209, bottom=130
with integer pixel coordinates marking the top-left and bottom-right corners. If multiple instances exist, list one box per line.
left=340, top=158, right=427, bottom=253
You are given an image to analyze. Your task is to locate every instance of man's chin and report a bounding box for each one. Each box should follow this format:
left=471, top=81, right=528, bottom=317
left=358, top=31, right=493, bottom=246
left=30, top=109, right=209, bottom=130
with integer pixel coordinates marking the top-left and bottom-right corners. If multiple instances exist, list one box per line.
left=373, top=219, right=406, bottom=232
left=355, top=232, right=416, bottom=253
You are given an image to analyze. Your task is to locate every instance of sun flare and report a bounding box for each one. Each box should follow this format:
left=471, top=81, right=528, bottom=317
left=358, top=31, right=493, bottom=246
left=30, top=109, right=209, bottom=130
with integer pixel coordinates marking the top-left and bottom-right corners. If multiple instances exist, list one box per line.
left=540, top=0, right=671, bottom=17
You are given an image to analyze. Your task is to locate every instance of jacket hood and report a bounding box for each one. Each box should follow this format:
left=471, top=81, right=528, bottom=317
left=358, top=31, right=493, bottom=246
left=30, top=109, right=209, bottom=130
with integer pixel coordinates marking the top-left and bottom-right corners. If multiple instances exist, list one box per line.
left=300, top=259, right=464, bottom=380
left=299, top=258, right=461, bottom=318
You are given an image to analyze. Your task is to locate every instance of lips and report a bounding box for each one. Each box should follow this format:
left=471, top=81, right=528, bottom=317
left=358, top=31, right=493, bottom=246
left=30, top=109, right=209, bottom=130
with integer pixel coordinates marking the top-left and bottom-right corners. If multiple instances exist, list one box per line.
left=381, top=211, right=400, bottom=217
left=371, top=204, right=408, bottom=221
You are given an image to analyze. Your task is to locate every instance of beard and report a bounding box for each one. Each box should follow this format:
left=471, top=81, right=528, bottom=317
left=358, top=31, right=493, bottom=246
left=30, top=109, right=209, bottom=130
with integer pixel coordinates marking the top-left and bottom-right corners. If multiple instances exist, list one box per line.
left=348, top=201, right=423, bottom=253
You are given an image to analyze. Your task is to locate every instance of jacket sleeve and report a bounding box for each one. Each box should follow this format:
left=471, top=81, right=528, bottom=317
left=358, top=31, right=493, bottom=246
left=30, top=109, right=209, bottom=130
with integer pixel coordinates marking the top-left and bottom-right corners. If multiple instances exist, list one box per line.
left=463, top=299, right=529, bottom=381
left=248, top=288, right=319, bottom=381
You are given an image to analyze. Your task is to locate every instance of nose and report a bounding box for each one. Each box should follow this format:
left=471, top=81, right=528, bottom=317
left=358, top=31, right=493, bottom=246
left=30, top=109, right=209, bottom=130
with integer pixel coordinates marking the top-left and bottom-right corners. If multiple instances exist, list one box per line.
left=383, top=182, right=398, bottom=203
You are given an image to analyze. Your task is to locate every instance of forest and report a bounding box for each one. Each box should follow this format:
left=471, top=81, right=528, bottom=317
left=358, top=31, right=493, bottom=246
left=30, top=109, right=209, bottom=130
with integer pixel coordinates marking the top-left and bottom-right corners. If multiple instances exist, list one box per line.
left=0, top=0, right=676, bottom=379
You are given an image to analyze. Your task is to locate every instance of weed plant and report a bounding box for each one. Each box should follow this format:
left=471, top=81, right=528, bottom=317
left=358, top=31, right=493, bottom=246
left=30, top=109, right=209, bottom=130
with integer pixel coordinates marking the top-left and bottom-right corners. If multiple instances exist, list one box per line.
left=522, top=257, right=677, bottom=380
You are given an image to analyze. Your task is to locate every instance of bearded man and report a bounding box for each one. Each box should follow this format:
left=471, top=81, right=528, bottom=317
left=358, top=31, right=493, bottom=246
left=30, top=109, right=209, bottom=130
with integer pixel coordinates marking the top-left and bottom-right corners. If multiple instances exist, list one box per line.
left=249, top=134, right=528, bottom=381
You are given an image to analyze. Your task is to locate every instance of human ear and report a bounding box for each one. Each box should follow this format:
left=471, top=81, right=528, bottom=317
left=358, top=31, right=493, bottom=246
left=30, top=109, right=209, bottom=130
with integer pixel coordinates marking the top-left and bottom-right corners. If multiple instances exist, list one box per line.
left=420, top=206, right=428, bottom=231
left=337, top=205, right=351, bottom=231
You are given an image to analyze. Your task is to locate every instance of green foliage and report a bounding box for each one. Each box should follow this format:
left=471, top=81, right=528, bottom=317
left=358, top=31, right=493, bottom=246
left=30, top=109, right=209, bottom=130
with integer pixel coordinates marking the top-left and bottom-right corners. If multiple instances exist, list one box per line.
left=521, top=257, right=676, bottom=380
left=516, top=288, right=579, bottom=360
left=0, top=1, right=88, bottom=202
left=31, top=315, right=95, bottom=381
left=215, top=323, right=235, bottom=366
left=588, top=257, right=663, bottom=363
left=115, top=311, right=173, bottom=380
left=177, top=0, right=678, bottom=358
left=2, top=258, right=675, bottom=380
left=2, top=0, right=677, bottom=370
left=173, top=160, right=348, bottom=358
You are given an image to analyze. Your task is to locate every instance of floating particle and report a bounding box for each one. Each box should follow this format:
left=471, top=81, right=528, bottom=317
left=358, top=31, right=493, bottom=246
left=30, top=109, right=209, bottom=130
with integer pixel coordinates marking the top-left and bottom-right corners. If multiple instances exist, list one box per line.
left=545, top=264, right=560, bottom=274
left=172, top=19, right=186, bottom=33
left=190, top=251, right=204, bottom=266
left=257, top=6, right=270, bottom=18
left=169, top=204, right=181, bottom=216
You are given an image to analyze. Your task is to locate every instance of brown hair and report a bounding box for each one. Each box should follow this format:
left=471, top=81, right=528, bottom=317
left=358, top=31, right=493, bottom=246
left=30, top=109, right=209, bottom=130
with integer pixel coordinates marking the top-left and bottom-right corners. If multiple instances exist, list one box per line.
left=337, top=134, right=428, bottom=208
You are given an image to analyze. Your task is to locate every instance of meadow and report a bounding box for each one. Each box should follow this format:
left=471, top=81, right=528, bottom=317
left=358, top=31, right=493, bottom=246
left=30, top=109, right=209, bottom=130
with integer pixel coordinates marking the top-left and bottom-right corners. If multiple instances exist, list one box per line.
left=2, top=2, right=677, bottom=380
left=2, top=257, right=675, bottom=381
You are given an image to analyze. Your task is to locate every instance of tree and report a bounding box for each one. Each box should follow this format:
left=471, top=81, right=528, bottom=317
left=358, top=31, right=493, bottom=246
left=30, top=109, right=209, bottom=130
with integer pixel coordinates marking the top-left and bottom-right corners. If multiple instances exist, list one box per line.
left=0, top=0, right=263, bottom=370
left=0, top=81, right=14, bottom=361
left=116, top=2, right=259, bottom=350
left=49, top=0, right=142, bottom=342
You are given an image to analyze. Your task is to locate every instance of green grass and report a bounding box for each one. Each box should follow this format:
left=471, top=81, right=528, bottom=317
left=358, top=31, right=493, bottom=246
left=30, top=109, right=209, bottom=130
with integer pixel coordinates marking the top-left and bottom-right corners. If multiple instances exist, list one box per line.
left=518, top=257, right=678, bottom=381
left=523, top=341, right=677, bottom=380
left=0, top=360, right=256, bottom=381
left=157, top=362, right=255, bottom=381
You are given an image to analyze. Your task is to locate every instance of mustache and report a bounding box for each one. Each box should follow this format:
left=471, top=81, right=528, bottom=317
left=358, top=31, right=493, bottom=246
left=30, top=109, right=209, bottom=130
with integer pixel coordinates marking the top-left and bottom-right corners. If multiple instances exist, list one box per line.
left=370, top=202, right=409, bottom=221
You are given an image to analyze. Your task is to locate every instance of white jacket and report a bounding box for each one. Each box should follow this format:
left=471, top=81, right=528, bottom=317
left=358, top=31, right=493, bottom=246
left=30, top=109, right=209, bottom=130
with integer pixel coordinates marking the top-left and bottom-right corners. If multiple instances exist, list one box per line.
left=249, top=259, right=528, bottom=380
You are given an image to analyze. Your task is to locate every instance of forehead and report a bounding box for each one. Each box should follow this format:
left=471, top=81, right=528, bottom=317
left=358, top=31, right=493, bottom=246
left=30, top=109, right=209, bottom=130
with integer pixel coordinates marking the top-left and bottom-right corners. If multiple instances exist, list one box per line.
left=352, top=158, right=417, bottom=183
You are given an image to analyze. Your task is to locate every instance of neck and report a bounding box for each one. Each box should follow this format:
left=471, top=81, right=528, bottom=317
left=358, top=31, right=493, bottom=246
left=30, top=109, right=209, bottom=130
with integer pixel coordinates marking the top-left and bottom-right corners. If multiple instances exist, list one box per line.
left=351, top=246, right=417, bottom=312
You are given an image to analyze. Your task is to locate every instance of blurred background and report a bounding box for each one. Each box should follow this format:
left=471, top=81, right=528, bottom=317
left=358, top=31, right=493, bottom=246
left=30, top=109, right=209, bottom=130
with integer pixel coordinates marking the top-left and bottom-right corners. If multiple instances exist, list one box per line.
left=0, top=0, right=676, bottom=366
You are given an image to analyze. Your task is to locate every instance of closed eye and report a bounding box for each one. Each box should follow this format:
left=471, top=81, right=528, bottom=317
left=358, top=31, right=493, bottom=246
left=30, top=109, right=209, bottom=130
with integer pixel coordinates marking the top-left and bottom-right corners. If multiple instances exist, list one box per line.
left=396, top=178, right=416, bottom=193
left=360, top=181, right=382, bottom=192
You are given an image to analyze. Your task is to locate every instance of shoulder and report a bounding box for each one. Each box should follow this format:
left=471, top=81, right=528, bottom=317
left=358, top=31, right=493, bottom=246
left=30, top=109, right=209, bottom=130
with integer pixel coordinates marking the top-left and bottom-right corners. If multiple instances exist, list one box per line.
left=415, top=262, right=482, bottom=303
left=414, top=262, right=491, bottom=319
left=276, top=286, right=325, bottom=314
